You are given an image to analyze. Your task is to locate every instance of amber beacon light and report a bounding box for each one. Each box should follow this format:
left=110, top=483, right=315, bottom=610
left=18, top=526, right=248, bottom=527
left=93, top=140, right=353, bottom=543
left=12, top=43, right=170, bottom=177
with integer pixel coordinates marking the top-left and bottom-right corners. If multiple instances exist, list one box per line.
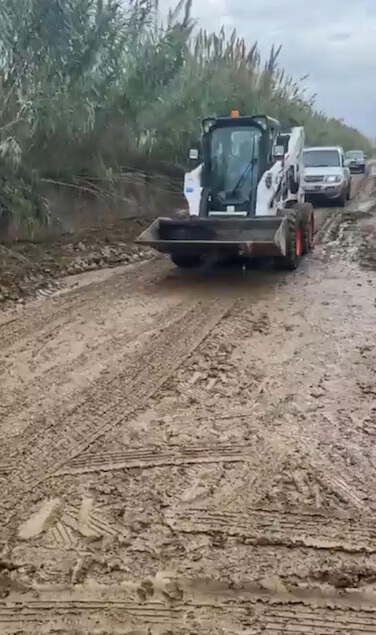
left=230, top=110, right=239, bottom=117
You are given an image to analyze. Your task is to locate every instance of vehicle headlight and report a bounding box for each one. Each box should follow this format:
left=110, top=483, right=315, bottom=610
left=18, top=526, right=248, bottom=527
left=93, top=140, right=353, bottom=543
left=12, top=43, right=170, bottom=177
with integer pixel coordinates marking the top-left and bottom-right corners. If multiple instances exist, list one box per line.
left=324, top=175, right=342, bottom=183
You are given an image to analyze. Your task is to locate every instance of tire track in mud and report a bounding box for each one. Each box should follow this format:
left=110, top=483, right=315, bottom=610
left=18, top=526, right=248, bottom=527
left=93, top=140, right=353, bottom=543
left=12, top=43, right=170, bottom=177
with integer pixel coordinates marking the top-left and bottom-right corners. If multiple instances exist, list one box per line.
left=0, top=261, right=171, bottom=433
left=55, top=441, right=252, bottom=475
left=46, top=502, right=119, bottom=547
left=0, top=407, right=258, bottom=477
left=258, top=605, right=376, bottom=634
left=0, top=599, right=181, bottom=630
left=166, top=507, right=376, bottom=553
left=2, top=588, right=376, bottom=634
left=0, top=295, right=234, bottom=518
left=0, top=259, right=167, bottom=352
left=297, top=430, right=374, bottom=513
left=279, top=410, right=376, bottom=513
left=0, top=295, right=187, bottom=443
left=249, top=410, right=373, bottom=515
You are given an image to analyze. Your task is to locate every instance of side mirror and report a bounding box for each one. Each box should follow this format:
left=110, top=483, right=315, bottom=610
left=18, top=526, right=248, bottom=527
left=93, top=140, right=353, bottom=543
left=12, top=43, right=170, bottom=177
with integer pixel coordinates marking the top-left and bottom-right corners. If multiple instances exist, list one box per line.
left=273, top=145, right=285, bottom=161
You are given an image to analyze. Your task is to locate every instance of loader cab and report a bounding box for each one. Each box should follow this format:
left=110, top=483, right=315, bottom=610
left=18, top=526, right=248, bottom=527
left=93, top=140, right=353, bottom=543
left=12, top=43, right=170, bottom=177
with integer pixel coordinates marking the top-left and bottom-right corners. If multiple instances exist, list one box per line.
left=199, top=114, right=280, bottom=217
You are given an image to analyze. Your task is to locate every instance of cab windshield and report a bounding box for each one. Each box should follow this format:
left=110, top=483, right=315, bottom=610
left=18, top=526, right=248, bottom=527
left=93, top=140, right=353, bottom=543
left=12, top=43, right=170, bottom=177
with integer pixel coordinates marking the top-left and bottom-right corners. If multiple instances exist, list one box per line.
left=346, top=151, right=363, bottom=159
left=209, top=126, right=261, bottom=199
left=303, top=150, right=341, bottom=168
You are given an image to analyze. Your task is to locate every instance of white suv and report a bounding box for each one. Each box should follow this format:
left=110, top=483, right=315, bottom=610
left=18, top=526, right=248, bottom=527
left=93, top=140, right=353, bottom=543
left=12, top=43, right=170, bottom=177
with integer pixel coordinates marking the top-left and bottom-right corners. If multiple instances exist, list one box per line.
left=303, top=146, right=351, bottom=207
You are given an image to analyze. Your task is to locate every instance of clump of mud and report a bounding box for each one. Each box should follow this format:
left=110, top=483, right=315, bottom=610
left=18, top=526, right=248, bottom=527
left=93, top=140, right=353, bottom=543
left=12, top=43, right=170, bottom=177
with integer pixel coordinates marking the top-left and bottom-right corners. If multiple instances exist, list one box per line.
left=315, top=170, right=376, bottom=268
left=0, top=221, right=155, bottom=305
left=356, top=216, right=376, bottom=269
left=309, top=562, right=376, bottom=589
left=318, top=206, right=376, bottom=269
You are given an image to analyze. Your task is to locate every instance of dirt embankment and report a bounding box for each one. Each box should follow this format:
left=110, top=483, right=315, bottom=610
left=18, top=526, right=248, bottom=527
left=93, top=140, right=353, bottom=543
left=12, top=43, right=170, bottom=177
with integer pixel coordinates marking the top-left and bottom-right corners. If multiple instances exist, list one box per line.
left=0, top=169, right=184, bottom=305
left=1, top=172, right=376, bottom=632
left=0, top=219, right=155, bottom=304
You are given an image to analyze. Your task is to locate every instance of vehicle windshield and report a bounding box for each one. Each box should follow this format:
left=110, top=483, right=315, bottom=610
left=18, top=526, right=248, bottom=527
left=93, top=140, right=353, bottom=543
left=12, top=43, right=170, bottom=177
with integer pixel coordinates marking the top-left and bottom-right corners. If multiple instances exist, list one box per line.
left=303, top=149, right=341, bottom=168
left=210, top=126, right=261, bottom=199
left=346, top=151, right=363, bottom=159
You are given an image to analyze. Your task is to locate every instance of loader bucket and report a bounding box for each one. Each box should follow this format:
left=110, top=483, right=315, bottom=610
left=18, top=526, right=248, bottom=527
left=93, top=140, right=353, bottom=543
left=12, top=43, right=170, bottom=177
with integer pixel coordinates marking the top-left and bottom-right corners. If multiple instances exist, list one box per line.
left=136, top=216, right=290, bottom=259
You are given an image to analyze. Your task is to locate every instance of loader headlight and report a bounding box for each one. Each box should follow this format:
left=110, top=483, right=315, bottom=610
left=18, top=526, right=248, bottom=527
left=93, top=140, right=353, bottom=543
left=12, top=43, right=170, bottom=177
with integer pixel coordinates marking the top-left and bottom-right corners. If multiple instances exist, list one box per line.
left=265, top=172, right=272, bottom=188
left=324, top=175, right=342, bottom=183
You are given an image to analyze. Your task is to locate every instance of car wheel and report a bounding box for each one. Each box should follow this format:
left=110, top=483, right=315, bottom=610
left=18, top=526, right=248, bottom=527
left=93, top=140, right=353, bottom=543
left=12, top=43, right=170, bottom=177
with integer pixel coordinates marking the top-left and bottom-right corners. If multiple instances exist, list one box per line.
left=337, top=188, right=346, bottom=208
left=301, top=203, right=315, bottom=255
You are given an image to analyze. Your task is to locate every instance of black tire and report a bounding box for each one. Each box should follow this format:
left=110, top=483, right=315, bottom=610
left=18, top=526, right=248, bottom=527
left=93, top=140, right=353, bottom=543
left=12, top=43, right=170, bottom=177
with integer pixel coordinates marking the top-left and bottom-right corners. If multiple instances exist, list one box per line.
left=199, top=188, right=210, bottom=217
left=300, top=202, right=315, bottom=255
left=346, top=183, right=351, bottom=201
left=170, top=254, right=203, bottom=269
left=337, top=188, right=346, bottom=208
left=274, top=206, right=304, bottom=271
left=289, top=167, right=300, bottom=195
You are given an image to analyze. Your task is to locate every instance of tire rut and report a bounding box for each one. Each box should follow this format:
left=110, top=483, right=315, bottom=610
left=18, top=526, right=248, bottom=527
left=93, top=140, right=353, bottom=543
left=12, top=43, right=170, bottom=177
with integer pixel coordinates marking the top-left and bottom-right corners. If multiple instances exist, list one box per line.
left=0, top=259, right=167, bottom=353
left=2, top=586, right=376, bottom=634
left=166, top=507, right=376, bottom=553
left=55, top=441, right=251, bottom=475
left=0, top=295, right=186, bottom=443
left=0, top=295, right=233, bottom=518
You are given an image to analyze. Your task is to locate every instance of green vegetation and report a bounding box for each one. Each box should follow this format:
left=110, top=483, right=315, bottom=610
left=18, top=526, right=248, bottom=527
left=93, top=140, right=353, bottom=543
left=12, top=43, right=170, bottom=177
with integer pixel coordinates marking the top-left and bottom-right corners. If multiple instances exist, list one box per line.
left=0, top=0, right=372, bottom=227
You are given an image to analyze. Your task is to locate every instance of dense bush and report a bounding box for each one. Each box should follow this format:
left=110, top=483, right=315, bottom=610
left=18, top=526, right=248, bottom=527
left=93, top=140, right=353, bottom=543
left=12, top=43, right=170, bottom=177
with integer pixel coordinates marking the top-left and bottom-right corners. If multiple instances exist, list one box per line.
left=0, top=0, right=372, bottom=226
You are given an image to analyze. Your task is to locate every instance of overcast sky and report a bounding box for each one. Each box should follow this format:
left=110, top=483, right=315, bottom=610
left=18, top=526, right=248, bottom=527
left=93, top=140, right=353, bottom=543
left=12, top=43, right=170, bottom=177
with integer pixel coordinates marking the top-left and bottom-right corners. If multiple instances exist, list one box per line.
left=161, top=0, right=376, bottom=139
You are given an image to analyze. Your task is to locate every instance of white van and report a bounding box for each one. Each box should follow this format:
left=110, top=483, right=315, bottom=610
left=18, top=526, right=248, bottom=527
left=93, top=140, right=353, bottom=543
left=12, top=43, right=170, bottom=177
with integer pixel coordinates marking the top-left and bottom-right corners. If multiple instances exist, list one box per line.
left=303, top=146, right=351, bottom=207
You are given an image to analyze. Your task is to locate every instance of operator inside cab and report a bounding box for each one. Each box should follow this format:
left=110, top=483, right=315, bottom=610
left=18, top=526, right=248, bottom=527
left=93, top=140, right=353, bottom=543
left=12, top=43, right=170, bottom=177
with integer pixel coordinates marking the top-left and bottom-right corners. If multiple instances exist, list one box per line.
left=235, top=140, right=253, bottom=177
left=209, top=122, right=261, bottom=201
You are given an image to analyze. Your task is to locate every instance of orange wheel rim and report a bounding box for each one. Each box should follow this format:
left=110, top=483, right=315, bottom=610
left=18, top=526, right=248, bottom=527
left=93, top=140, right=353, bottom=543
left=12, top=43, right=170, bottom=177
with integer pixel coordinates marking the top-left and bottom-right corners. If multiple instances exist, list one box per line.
left=295, top=228, right=302, bottom=256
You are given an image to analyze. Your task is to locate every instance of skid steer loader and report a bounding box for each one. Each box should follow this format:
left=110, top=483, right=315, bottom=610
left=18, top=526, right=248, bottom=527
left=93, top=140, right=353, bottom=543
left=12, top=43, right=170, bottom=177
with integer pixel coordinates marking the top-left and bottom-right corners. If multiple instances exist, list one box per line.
left=136, top=111, right=314, bottom=270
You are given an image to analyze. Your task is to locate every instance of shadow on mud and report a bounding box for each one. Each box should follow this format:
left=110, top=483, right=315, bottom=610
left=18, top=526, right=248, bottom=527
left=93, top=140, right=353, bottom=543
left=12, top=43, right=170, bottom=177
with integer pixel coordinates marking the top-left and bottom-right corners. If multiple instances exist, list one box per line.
left=156, top=255, right=295, bottom=296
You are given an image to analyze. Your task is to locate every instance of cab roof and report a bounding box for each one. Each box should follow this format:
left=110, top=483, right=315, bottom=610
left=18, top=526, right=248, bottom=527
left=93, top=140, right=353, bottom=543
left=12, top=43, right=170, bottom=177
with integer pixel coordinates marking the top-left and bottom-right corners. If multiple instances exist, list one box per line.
left=202, top=114, right=280, bottom=132
left=304, top=146, right=343, bottom=152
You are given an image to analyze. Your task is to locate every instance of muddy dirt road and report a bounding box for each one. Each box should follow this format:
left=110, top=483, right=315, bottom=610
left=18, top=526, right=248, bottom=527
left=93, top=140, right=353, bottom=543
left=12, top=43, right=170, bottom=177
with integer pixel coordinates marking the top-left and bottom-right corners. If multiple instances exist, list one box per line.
left=2, top=176, right=376, bottom=633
